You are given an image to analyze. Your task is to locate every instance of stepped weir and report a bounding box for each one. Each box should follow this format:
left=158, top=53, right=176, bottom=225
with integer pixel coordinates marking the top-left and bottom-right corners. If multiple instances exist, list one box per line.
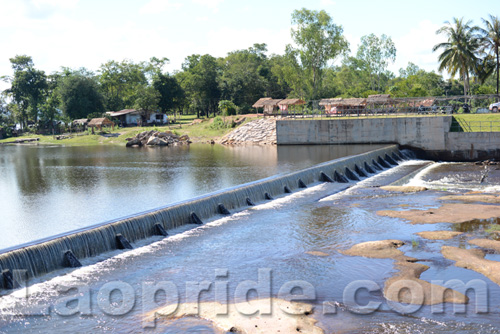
left=0, top=145, right=407, bottom=290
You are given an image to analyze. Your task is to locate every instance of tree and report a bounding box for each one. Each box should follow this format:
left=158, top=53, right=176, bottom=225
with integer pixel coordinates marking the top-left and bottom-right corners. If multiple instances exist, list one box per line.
left=153, top=73, right=185, bottom=113
left=59, top=74, right=105, bottom=119
left=356, top=34, right=396, bottom=91
left=433, top=18, right=481, bottom=96
left=218, top=44, right=268, bottom=109
left=289, top=8, right=349, bottom=99
left=133, top=85, right=160, bottom=122
left=218, top=100, right=237, bottom=116
left=479, top=14, right=500, bottom=94
left=179, top=54, right=220, bottom=118
left=6, top=55, right=48, bottom=128
left=98, top=60, right=148, bottom=110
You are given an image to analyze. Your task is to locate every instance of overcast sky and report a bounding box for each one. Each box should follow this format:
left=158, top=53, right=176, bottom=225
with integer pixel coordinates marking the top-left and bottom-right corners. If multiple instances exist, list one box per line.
left=1, top=0, right=499, bottom=92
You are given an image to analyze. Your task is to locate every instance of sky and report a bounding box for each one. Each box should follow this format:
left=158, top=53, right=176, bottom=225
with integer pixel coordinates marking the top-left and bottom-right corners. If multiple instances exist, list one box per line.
left=1, top=0, right=499, bottom=92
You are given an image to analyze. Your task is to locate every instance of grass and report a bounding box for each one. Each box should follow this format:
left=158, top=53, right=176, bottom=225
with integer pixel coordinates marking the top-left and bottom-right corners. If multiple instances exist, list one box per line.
left=485, top=224, right=500, bottom=234
left=452, top=113, right=500, bottom=132
left=0, top=115, right=255, bottom=146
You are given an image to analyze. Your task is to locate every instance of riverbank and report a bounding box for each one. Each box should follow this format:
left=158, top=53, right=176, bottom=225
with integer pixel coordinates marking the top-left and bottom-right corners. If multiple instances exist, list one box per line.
left=0, top=114, right=261, bottom=147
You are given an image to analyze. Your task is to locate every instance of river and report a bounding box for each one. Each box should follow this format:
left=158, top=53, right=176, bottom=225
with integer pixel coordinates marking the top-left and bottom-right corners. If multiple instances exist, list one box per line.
left=1, top=144, right=500, bottom=333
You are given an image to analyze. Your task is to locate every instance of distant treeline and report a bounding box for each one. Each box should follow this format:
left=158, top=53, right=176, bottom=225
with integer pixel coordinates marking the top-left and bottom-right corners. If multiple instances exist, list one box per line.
left=1, top=9, right=499, bottom=134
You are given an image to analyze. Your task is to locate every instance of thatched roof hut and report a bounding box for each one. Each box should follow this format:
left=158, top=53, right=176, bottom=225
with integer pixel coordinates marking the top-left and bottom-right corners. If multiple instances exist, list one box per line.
left=260, top=99, right=283, bottom=115
left=252, top=97, right=272, bottom=108
left=367, top=94, right=395, bottom=105
left=72, top=119, right=89, bottom=126
left=88, top=118, right=115, bottom=129
left=320, top=98, right=366, bottom=107
left=278, top=99, right=306, bottom=106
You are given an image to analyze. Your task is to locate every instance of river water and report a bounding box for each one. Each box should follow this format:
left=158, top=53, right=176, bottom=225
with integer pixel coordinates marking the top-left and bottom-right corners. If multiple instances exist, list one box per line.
left=0, top=144, right=384, bottom=250
left=1, top=145, right=500, bottom=333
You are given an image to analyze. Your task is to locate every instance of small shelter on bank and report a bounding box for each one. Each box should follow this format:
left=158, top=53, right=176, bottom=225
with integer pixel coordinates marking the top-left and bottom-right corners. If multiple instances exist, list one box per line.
left=88, top=118, right=115, bottom=131
left=278, top=99, right=306, bottom=113
left=398, top=98, right=436, bottom=112
left=252, top=97, right=273, bottom=112
left=319, top=98, right=366, bottom=114
left=260, top=99, right=283, bottom=116
left=106, top=109, right=141, bottom=126
left=366, top=94, right=396, bottom=113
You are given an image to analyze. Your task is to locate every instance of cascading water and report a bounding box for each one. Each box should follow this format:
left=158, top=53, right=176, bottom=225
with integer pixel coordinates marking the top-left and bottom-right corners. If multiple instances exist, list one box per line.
left=0, top=145, right=403, bottom=289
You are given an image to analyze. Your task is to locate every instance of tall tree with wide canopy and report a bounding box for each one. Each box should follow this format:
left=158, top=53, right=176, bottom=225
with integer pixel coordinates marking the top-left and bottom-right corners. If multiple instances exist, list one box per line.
left=59, top=74, right=105, bottom=120
left=433, top=18, right=481, bottom=96
left=356, top=34, right=396, bottom=91
left=479, top=14, right=500, bottom=94
left=289, top=8, right=348, bottom=99
left=5, top=55, right=48, bottom=128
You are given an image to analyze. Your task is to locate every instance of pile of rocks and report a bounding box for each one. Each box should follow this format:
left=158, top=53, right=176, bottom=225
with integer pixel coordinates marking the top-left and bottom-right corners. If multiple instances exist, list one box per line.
left=219, top=118, right=276, bottom=145
left=126, top=130, right=191, bottom=147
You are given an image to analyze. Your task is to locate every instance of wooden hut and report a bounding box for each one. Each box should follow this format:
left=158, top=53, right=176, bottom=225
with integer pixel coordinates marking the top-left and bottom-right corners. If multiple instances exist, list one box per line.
left=366, top=94, right=396, bottom=113
left=278, top=99, right=306, bottom=114
left=88, top=118, right=115, bottom=131
left=260, top=99, right=283, bottom=117
left=252, top=97, right=273, bottom=114
left=319, top=98, right=366, bottom=115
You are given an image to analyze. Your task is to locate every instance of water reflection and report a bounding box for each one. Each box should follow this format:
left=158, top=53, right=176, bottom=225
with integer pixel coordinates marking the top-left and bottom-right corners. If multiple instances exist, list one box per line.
left=0, top=143, right=385, bottom=249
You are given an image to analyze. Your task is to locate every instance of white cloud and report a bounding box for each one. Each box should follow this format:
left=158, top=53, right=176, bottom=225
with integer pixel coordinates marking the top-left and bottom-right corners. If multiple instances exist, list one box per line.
left=391, top=20, right=442, bottom=73
left=139, top=0, right=182, bottom=14
left=192, top=0, right=224, bottom=13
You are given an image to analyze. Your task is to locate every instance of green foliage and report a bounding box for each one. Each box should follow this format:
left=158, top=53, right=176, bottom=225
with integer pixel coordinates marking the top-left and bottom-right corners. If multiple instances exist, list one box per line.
left=133, top=85, right=160, bottom=120
left=209, top=116, right=234, bottom=130
left=59, top=74, right=105, bottom=120
left=433, top=18, right=482, bottom=96
left=356, top=34, right=397, bottom=91
left=485, top=224, right=500, bottom=234
left=153, top=73, right=185, bottom=113
left=218, top=100, right=237, bottom=116
left=288, top=8, right=349, bottom=99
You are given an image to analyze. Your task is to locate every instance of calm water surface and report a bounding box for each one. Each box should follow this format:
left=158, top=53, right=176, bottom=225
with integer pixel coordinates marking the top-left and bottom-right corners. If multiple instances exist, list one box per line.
left=0, top=143, right=384, bottom=249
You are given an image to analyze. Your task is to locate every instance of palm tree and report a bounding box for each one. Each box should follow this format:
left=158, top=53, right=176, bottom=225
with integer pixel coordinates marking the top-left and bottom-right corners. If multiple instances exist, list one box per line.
left=433, top=18, right=481, bottom=97
left=479, top=14, right=500, bottom=94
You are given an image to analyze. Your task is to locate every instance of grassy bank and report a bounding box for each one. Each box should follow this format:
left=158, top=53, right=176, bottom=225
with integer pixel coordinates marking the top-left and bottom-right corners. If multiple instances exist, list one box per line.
left=0, top=115, right=255, bottom=146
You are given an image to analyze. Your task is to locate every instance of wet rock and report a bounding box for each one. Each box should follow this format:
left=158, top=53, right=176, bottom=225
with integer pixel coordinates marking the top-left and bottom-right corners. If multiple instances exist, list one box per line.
left=415, top=231, right=463, bottom=240
left=341, top=240, right=468, bottom=305
left=380, top=186, right=428, bottom=193
left=146, top=299, right=324, bottom=334
left=439, top=194, right=500, bottom=204
left=468, top=238, right=500, bottom=252
left=377, top=203, right=500, bottom=224
left=340, top=239, right=413, bottom=261
left=384, top=261, right=468, bottom=305
left=442, top=245, right=500, bottom=285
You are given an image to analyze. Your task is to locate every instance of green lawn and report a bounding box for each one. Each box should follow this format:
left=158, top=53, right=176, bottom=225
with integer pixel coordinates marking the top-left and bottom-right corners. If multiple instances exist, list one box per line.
left=452, top=114, right=500, bottom=132
left=0, top=115, right=255, bottom=146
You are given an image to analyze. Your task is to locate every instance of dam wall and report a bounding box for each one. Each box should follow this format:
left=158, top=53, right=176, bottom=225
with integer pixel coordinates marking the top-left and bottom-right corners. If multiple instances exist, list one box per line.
left=276, top=117, right=498, bottom=161
left=0, top=145, right=403, bottom=289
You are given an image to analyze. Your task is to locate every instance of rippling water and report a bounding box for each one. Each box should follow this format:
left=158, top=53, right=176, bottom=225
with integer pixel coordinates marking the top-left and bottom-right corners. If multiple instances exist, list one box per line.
left=1, top=147, right=500, bottom=333
left=0, top=144, right=384, bottom=249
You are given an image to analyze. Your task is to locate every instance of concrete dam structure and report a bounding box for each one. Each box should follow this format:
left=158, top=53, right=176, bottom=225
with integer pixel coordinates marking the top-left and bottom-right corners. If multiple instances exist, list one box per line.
left=276, top=116, right=500, bottom=161
left=0, top=145, right=409, bottom=290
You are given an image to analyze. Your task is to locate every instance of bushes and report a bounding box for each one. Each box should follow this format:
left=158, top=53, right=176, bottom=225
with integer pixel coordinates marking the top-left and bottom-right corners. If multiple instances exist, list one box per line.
left=209, top=116, right=235, bottom=130
left=218, top=100, right=237, bottom=116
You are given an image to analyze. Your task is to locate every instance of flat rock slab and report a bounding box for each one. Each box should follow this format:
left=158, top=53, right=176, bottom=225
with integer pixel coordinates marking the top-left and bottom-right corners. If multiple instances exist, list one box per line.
left=442, top=245, right=500, bottom=286
left=146, top=299, right=324, bottom=334
left=341, top=239, right=468, bottom=305
left=439, top=194, right=500, bottom=204
left=377, top=203, right=500, bottom=224
left=340, top=239, right=412, bottom=261
left=468, top=238, right=500, bottom=252
left=380, top=186, right=428, bottom=193
left=415, top=231, right=463, bottom=240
